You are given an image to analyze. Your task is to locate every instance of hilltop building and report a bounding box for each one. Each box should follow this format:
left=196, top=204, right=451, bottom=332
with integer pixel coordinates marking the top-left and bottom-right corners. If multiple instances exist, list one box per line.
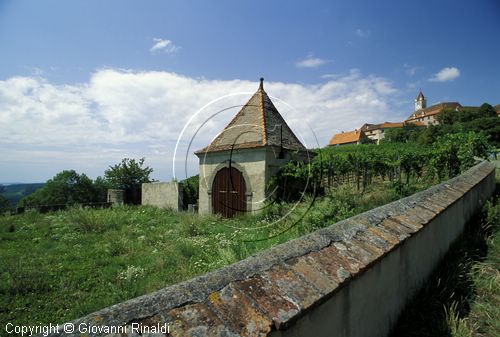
left=406, top=91, right=462, bottom=125
left=360, top=121, right=425, bottom=144
left=195, top=78, right=306, bottom=217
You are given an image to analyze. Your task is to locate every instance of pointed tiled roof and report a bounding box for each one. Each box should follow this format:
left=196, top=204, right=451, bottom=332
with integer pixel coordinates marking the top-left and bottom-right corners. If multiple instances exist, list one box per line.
left=196, top=78, right=305, bottom=154
left=416, top=91, right=425, bottom=100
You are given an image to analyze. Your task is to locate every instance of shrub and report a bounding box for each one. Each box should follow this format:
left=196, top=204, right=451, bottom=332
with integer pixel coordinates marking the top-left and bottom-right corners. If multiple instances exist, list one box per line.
left=181, top=175, right=199, bottom=209
left=68, top=207, right=105, bottom=233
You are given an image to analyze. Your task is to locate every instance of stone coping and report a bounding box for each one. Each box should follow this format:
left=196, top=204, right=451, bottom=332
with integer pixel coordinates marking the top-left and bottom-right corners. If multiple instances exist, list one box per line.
left=40, top=161, right=496, bottom=337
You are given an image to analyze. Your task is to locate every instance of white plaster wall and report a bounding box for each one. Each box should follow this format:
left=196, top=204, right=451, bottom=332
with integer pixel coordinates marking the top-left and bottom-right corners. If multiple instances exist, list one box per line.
left=197, top=148, right=268, bottom=214
left=197, top=147, right=306, bottom=215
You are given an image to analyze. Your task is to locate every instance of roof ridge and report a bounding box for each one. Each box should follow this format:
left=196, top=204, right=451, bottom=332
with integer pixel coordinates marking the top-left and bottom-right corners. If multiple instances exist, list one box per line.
left=260, top=80, right=266, bottom=145
left=196, top=78, right=305, bottom=154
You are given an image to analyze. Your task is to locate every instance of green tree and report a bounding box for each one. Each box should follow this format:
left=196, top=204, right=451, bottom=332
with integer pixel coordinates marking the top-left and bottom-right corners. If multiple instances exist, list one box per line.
left=463, top=117, right=500, bottom=147
left=477, top=103, right=497, bottom=118
left=93, top=176, right=111, bottom=202
left=0, top=194, right=10, bottom=213
left=19, top=170, right=96, bottom=207
left=428, top=132, right=490, bottom=180
left=181, top=175, right=199, bottom=208
left=418, top=124, right=448, bottom=145
left=383, top=127, right=407, bottom=143
left=104, top=158, right=154, bottom=190
left=436, top=108, right=460, bottom=125
left=431, top=102, right=499, bottom=148
left=383, top=124, right=425, bottom=144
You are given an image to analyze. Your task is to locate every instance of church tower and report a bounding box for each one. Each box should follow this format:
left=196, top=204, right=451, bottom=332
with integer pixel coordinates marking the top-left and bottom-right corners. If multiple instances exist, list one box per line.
left=414, top=91, right=427, bottom=111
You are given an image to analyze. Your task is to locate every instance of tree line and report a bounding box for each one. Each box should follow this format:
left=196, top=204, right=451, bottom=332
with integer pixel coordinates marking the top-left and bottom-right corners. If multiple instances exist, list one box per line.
left=15, top=158, right=154, bottom=209
left=383, top=103, right=499, bottom=147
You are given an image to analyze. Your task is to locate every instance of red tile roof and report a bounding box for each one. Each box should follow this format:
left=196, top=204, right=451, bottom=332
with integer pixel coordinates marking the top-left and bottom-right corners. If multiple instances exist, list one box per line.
left=329, top=129, right=366, bottom=146
left=379, top=122, right=404, bottom=129
left=362, top=122, right=405, bottom=132
left=195, top=79, right=305, bottom=154
left=361, top=121, right=426, bottom=133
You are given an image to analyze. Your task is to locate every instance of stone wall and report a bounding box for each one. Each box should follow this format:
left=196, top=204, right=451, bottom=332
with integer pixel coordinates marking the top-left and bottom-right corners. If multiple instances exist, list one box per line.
left=106, top=189, right=124, bottom=205
left=141, top=182, right=183, bottom=211
left=39, top=161, right=496, bottom=337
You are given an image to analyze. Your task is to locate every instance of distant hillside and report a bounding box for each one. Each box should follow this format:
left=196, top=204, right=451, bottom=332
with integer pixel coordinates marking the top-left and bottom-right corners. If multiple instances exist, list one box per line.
left=0, top=183, right=45, bottom=207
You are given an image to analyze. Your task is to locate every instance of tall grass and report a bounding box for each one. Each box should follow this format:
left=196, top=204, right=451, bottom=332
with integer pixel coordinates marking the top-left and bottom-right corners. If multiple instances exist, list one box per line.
left=391, top=182, right=500, bottom=337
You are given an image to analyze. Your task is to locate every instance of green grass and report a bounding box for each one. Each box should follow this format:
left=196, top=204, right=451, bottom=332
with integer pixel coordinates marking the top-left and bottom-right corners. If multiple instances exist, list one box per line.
left=463, top=199, right=500, bottom=336
left=391, top=173, right=500, bottom=337
left=0, top=180, right=411, bottom=329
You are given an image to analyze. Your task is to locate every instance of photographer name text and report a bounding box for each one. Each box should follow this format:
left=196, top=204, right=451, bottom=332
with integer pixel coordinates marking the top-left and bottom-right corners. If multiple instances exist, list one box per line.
left=5, top=322, right=170, bottom=336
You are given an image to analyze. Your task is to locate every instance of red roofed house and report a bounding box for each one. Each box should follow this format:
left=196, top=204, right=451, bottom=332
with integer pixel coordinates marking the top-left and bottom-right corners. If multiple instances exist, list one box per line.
left=329, top=129, right=368, bottom=146
left=195, top=78, right=306, bottom=217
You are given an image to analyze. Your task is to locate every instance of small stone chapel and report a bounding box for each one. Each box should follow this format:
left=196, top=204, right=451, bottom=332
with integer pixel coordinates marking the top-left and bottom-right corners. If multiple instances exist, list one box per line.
left=195, top=78, right=306, bottom=217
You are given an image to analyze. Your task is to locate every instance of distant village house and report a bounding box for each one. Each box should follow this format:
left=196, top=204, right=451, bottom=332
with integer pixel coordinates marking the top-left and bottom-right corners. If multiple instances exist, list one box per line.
left=329, top=129, right=368, bottom=146
left=328, top=91, right=479, bottom=146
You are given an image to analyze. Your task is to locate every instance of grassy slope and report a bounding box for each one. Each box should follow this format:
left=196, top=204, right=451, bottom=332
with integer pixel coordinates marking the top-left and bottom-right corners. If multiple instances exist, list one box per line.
left=0, top=181, right=407, bottom=328
left=465, top=220, right=500, bottom=336
left=391, top=169, right=499, bottom=337
left=459, top=172, right=500, bottom=337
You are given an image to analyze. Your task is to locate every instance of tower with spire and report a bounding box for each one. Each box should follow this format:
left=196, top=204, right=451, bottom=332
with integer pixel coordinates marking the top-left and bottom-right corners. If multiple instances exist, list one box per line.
left=195, top=78, right=306, bottom=216
left=415, top=90, right=427, bottom=111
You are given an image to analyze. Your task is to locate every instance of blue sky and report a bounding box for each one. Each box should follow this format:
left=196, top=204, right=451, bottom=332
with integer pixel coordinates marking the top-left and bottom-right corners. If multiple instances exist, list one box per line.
left=1, top=0, right=499, bottom=183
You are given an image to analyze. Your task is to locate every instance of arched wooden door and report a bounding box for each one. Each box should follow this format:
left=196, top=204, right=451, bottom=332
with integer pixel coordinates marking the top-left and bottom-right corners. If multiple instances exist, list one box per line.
left=212, top=167, right=246, bottom=218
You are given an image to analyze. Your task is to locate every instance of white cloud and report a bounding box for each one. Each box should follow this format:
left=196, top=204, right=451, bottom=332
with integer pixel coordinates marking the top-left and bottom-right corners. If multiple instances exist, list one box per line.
left=403, top=63, right=418, bottom=76
left=355, top=28, right=371, bottom=38
left=321, top=73, right=340, bottom=79
left=0, top=69, right=398, bottom=182
left=429, top=67, right=460, bottom=82
left=296, top=56, right=328, bottom=68
left=149, top=38, right=180, bottom=54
